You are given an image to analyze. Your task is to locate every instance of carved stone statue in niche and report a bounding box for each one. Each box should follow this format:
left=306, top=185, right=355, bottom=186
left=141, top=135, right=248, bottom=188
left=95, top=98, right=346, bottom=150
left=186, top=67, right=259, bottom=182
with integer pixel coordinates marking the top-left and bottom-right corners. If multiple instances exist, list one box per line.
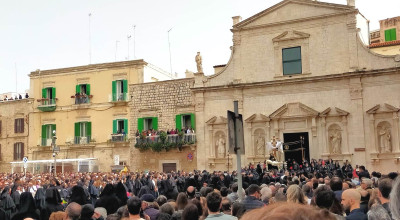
left=378, top=126, right=392, bottom=153
left=329, top=129, right=342, bottom=154
left=256, top=133, right=265, bottom=155
left=216, top=134, right=226, bottom=158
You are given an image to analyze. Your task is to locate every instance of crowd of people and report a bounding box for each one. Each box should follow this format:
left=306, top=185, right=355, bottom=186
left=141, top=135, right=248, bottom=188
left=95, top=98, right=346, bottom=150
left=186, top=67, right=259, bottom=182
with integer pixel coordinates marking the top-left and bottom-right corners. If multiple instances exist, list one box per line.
left=135, top=128, right=195, bottom=137
left=0, top=93, right=29, bottom=102
left=0, top=158, right=399, bottom=220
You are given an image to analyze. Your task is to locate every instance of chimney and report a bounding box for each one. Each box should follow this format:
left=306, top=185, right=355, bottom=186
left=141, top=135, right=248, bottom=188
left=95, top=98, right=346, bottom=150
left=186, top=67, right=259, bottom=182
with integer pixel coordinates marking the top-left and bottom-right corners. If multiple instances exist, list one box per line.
left=347, top=0, right=355, bottom=7
left=232, top=16, right=242, bottom=26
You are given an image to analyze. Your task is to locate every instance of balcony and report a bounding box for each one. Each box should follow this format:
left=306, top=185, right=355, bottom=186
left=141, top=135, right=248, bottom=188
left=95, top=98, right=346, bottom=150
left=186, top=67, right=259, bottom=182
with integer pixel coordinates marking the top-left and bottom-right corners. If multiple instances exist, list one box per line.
left=41, top=138, right=52, bottom=146
left=74, top=136, right=91, bottom=145
left=72, top=94, right=92, bottom=105
left=37, top=98, right=57, bottom=112
left=135, top=133, right=196, bottom=152
left=111, top=134, right=128, bottom=142
left=109, top=93, right=130, bottom=103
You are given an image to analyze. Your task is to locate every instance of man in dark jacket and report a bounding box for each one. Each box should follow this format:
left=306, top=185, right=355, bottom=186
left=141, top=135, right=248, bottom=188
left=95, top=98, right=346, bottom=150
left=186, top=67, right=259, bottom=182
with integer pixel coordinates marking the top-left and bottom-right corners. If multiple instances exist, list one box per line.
left=241, top=184, right=265, bottom=211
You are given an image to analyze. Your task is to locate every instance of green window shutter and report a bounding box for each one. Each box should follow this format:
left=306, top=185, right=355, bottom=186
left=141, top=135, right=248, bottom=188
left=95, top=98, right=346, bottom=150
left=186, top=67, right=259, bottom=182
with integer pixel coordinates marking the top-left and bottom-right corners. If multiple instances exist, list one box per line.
left=42, top=88, right=47, bottom=98
left=86, top=84, right=91, bottom=95
left=152, top=117, right=158, bottom=130
left=74, top=122, right=80, bottom=137
left=391, top=28, right=397, bottom=41
left=190, top=113, right=196, bottom=130
left=52, top=87, right=56, bottom=99
left=138, top=118, right=144, bottom=133
left=42, top=125, right=47, bottom=139
left=385, top=29, right=391, bottom=41
left=112, top=81, right=117, bottom=101
left=51, top=124, right=56, bottom=137
left=87, top=122, right=92, bottom=136
left=123, top=119, right=128, bottom=134
left=175, top=115, right=182, bottom=130
left=76, top=85, right=81, bottom=94
left=123, top=80, right=128, bottom=93
left=113, top=120, right=117, bottom=134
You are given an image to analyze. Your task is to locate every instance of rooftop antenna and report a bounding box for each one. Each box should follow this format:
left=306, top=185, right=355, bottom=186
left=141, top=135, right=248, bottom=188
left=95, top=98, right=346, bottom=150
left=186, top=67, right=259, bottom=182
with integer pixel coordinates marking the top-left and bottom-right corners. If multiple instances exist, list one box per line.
left=115, top=40, right=120, bottom=61
left=133, top=25, right=136, bottom=59
left=89, top=13, right=92, bottom=64
left=127, top=35, right=131, bottom=60
left=167, top=27, right=173, bottom=75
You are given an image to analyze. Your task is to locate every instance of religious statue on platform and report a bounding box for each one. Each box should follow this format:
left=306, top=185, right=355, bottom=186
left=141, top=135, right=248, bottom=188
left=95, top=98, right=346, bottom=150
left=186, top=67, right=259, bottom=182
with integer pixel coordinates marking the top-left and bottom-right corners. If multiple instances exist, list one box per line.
left=256, top=134, right=265, bottom=155
left=378, top=126, right=392, bottom=153
left=266, top=136, right=283, bottom=162
left=195, top=52, right=203, bottom=73
left=216, top=134, right=226, bottom=158
left=329, top=129, right=342, bottom=154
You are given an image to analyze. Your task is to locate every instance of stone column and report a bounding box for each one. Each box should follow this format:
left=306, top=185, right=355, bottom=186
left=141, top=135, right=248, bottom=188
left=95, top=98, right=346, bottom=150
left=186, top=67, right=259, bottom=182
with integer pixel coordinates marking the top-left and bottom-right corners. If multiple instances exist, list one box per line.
left=209, top=128, right=214, bottom=157
left=392, top=112, right=400, bottom=153
left=247, top=123, right=253, bottom=157
left=369, top=114, right=377, bottom=153
left=321, top=117, right=328, bottom=154
left=342, top=116, right=350, bottom=154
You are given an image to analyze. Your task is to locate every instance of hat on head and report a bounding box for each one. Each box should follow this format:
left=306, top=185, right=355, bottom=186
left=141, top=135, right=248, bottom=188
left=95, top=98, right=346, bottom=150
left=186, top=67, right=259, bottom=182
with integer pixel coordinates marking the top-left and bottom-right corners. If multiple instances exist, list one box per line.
left=140, top=194, right=155, bottom=202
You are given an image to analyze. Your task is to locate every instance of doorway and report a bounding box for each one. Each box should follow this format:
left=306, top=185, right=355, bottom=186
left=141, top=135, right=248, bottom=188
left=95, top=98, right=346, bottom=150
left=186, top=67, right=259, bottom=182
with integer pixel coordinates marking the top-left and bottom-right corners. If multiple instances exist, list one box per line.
left=162, top=163, right=177, bottom=173
left=283, top=132, right=310, bottom=163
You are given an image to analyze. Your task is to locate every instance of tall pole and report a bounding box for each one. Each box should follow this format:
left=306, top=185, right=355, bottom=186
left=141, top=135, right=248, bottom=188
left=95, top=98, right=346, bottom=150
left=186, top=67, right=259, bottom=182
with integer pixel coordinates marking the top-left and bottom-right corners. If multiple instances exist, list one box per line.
left=115, top=40, right=120, bottom=61
left=133, top=25, right=136, bottom=59
left=89, top=13, right=92, bottom=64
left=167, top=28, right=173, bottom=75
left=234, top=101, right=243, bottom=201
left=127, top=35, right=131, bottom=60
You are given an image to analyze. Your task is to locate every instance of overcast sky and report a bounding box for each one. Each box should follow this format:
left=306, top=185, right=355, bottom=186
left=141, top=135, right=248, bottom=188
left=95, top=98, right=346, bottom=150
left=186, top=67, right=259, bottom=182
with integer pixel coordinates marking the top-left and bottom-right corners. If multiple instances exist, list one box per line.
left=0, top=0, right=399, bottom=94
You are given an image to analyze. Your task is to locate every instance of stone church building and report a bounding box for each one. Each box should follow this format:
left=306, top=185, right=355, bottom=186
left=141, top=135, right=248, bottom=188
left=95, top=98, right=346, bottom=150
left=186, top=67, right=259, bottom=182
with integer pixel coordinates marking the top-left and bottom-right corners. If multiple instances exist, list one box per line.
left=130, top=0, right=400, bottom=173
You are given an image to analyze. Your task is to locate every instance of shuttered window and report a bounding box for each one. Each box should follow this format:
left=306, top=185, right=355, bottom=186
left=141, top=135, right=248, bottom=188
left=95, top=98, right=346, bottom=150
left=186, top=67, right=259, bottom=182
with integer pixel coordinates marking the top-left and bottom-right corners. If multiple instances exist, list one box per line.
left=113, top=119, right=128, bottom=134
left=385, top=28, right=397, bottom=42
left=176, top=113, right=196, bottom=131
left=282, top=47, right=302, bottom=75
left=14, top=142, right=24, bottom=161
left=112, top=80, right=128, bottom=101
left=137, top=117, right=157, bottom=132
left=14, top=118, right=24, bottom=133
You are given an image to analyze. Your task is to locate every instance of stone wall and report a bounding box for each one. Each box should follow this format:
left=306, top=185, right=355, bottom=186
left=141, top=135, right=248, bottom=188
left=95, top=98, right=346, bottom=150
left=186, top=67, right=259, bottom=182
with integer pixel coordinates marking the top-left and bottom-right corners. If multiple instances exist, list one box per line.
left=129, top=78, right=196, bottom=171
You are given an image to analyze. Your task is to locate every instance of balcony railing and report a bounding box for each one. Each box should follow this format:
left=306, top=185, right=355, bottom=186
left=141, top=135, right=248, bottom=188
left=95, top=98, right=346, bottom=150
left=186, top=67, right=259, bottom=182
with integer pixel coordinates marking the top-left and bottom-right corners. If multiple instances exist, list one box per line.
left=73, top=95, right=91, bottom=104
left=41, top=138, right=52, bottom=146
left=111, top=133, right=127, bottom=142
left=37, top=98, right=57, bottom=112
left=136, top=134, right=196, bottom=145
left=109, top=93, right=129, bottom=102
left=74, top=136, right=91, bottom=144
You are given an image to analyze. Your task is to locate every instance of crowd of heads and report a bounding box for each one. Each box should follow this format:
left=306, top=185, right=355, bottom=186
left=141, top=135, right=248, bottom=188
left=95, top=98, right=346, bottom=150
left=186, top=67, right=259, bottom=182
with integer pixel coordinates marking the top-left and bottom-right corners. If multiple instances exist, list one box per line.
left=136, top=127, right=195, bottom=137
left=0, top=93, right=29, bottom=102
left=0, top=159, right=399, bottom=220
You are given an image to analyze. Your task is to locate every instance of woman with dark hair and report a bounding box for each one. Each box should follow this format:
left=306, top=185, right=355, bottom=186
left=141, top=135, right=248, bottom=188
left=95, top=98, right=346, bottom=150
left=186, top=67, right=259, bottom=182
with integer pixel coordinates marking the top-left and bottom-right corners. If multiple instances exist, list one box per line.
left=95, top=183, right=120, bottom=215
left=69, top=185, right=89, bottom=205
left=41, top=187, right=64, bottom=220
left=137, top=185, right=151, bottom=199
left=181, top=204, right=199, bottom=220
left=176, top=192, right=188, bottom=211
left=231, top=202, right=246, bottom=219
left=10, top=184, right=20, bottom=210
left=11, top=192, right=40, bottom=220
left=115, top=182, right=128, bottom=206
left=0, top=186, right=16, bottom=220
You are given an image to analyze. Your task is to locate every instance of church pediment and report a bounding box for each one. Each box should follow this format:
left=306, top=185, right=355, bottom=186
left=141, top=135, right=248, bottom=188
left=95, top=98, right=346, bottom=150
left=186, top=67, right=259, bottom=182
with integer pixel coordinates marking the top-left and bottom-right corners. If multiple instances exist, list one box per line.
left=244, top=113, right=270, bottom=123
left=269, top=102, right=319, bottom=119
left=234, top=0, right=355, bottom=29
left=206, top=116, right=228, bottom=125
left=320, top=107, right=349, bottom=117
left=366, top=104, right=400, bottom=114
left=272, top=30, right=310, bottom=42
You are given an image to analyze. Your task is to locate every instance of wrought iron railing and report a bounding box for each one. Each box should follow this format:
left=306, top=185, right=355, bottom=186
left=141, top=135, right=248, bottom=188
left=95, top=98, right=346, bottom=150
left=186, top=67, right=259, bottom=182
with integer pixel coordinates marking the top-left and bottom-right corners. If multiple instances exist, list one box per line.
left=135, top=134, right=196, bottom=145
left=74, top=136, right=91, bottom=144
left=111, top=134, right=127, bottom=142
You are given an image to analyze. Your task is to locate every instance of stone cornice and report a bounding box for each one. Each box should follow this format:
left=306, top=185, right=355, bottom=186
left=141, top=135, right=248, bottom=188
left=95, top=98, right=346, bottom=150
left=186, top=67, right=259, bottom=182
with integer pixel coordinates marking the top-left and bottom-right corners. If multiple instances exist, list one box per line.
left=191, top=67, right=400, bottom=92
left=29, top=60, right=147, bottom=77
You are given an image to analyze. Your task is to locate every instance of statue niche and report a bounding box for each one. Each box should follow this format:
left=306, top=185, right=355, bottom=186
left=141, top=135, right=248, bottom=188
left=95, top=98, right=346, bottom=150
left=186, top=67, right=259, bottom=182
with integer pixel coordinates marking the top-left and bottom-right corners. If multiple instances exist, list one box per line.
left=377, top=121, right=392, bottom=153
left=328, top=124, right=342, bottom=154
left=254, top=129, right=266, bottom=156
left=215, top=132, right=226, bottom=158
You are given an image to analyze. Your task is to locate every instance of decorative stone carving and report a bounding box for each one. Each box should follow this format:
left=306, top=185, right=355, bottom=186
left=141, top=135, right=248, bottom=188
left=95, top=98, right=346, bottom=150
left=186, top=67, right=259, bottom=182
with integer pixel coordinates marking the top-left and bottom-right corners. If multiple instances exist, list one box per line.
left=195, top=52, right=203, bottom=73
left=378, top=123, right=392, bottom=153
left=328, top=125, right=342, bottom=154
left=255, top=133, right=265, bottom=156
left=215, top=134, right=226, bottom=158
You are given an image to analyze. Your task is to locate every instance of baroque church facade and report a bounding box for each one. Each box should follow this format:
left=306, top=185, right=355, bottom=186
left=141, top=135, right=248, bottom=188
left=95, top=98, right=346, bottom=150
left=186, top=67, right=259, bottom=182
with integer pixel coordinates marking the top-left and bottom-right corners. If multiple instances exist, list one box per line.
left=189, top=0, right=400, bottom=172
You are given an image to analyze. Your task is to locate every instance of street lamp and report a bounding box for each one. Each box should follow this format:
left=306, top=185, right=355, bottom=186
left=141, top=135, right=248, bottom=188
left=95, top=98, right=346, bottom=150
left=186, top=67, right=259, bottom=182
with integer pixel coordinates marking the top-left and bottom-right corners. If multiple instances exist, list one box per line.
left=52, top=130, right=57, bottom=177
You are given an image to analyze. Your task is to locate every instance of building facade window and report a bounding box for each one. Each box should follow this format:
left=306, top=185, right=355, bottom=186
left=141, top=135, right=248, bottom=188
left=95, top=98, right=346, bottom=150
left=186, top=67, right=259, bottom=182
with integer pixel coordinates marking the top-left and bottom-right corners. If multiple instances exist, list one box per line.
left=74, top=122, right=92, bottom=144
left=14, top=118, right=24, bottom=133
left=42, top=87, right=56, bottom=104
left=0, top=120, right=2, bottom=135
left=137, top=117, right=158, bottom=132
left=41, top=124, right=56, bottom=146
left=113, top=119, right=128, bottom=134
left=75, top=84, right=91, bottom=104
left=112, top=80, right=128, bottom=101
left=175, top=113, right=196, bottom=131
left=14, top=142, right=24, bottom=161
left=282, top=47, right=302, bottom=75
left=385, top=28, right=397, bottom=42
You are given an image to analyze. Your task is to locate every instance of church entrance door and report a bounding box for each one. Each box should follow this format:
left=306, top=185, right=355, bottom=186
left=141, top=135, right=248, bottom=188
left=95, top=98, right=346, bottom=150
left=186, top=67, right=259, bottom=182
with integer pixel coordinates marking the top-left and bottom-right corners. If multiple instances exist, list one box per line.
left=283, top=132, right=310, bottom=164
